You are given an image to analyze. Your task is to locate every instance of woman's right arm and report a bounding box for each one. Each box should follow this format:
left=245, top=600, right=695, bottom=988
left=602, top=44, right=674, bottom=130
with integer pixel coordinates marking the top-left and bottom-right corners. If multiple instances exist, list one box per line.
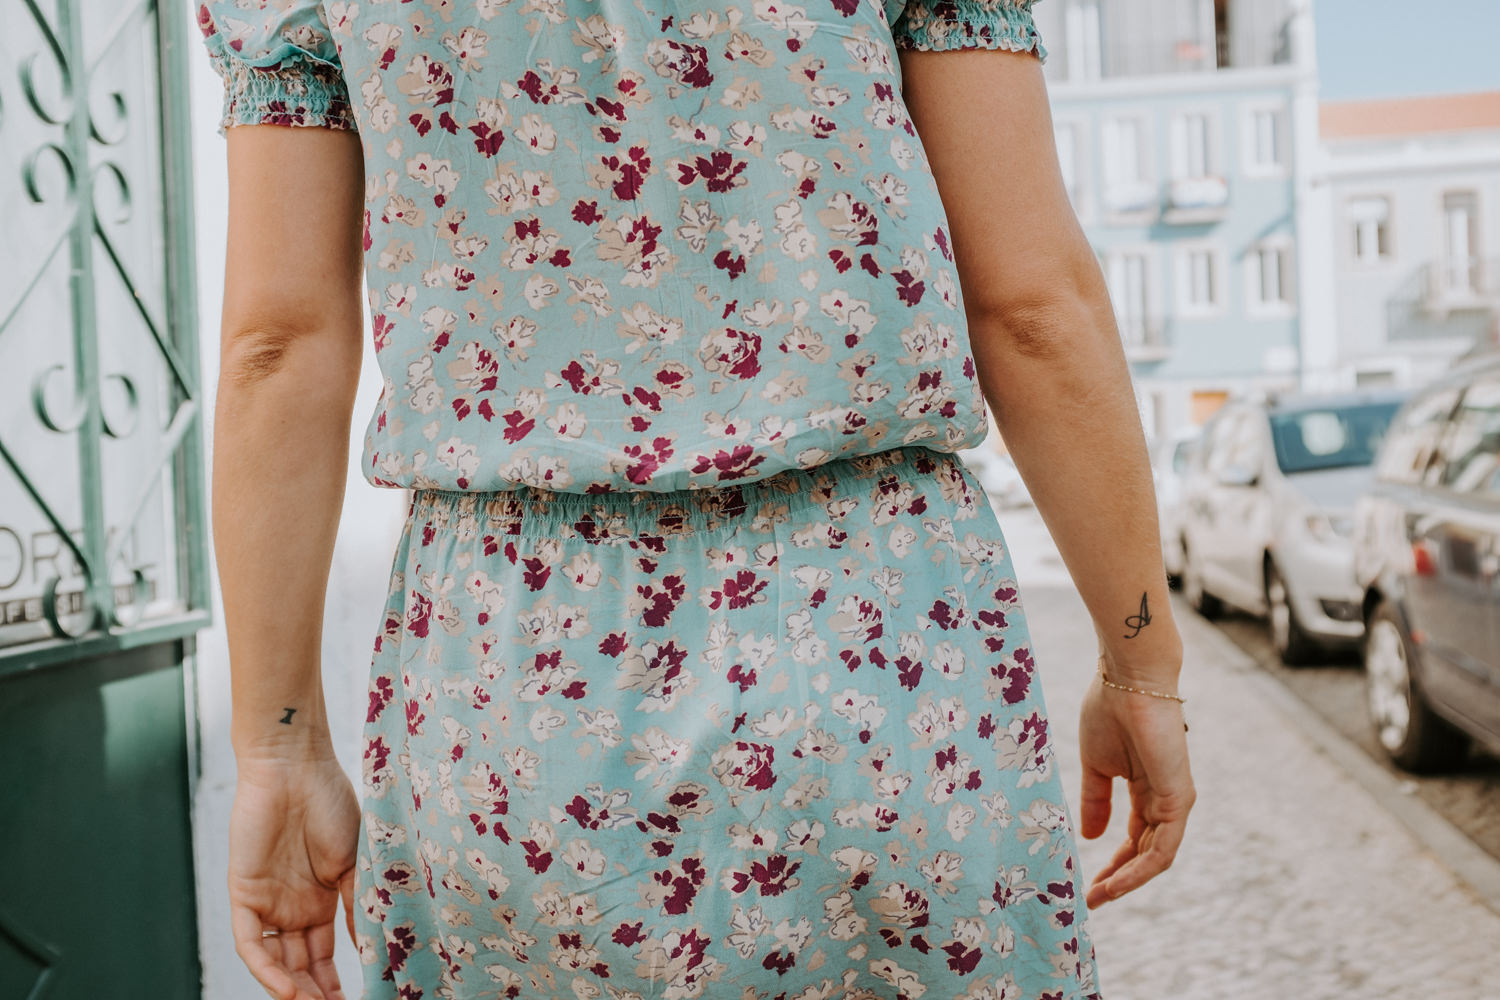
left=896, top=43, right=1195, bottom=908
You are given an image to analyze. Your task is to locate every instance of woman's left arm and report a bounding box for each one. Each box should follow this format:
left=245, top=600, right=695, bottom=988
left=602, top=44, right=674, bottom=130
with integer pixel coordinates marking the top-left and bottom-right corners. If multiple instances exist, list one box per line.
left=212, top=121, right=366, bottom=1000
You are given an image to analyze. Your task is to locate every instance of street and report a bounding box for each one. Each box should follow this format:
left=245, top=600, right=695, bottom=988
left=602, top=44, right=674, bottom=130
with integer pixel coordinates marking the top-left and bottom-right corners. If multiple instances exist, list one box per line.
left=1211, top=609, right=1500, bottom=864
left=997, top=502, right=1500, bottom=1000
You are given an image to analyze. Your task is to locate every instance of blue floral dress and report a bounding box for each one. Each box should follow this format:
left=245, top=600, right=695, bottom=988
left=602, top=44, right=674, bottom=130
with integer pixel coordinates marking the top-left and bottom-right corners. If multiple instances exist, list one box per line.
left=200, top=3, right=1102, bottom=999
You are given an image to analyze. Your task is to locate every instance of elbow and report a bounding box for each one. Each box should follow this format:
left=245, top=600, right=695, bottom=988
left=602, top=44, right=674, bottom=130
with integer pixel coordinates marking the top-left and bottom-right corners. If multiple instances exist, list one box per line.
left=965, top=245, right=1114, bottom=363
left=218, top=316, right=360, bottom=393
left=220, top=325, right=301, bottom=388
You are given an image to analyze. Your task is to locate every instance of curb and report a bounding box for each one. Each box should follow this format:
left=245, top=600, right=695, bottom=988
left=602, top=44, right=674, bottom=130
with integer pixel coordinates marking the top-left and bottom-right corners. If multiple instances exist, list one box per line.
left=1174, top=597, right=1500, bottom=918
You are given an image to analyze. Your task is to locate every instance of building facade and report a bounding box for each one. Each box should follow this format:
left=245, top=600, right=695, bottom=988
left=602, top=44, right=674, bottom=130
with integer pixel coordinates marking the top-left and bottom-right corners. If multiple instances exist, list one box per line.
left=1031, top=0, right=1318, bottom=444
left=1300, top=92, right=1500, bottom=392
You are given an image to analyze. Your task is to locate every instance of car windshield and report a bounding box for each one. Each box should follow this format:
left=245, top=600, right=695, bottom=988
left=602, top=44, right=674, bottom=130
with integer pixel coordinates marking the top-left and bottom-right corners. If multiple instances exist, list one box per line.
left=1269, top=402, right=1404, bottom=474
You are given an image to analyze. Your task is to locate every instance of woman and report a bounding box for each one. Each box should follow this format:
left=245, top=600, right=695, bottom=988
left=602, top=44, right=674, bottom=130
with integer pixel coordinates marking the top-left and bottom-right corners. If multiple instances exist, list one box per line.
left=202, top=2, right=1194, bottom=999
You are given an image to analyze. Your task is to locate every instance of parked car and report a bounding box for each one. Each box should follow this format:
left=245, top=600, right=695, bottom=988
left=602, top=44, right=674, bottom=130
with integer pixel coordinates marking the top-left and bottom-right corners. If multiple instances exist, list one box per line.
left=1178, top=386, right=1410, bottom=664
left=1353, top=354, right=1500, bottom=771
left=1153, top=428, right=1201, bottom=587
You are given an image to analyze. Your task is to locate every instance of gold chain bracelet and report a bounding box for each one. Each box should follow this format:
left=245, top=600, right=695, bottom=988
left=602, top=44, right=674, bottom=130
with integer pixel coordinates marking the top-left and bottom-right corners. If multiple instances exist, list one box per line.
left=1096, top=655, right=1189, bottom=731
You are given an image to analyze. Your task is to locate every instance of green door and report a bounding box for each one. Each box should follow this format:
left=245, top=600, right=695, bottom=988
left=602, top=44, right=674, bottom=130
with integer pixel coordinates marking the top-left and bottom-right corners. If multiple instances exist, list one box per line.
left=0, top=0, right=211, bottom=996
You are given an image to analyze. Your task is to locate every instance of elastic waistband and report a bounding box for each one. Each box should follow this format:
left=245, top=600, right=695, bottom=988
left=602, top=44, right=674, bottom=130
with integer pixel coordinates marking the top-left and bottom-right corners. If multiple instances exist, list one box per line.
left=407, top=445, right=972, bottom=540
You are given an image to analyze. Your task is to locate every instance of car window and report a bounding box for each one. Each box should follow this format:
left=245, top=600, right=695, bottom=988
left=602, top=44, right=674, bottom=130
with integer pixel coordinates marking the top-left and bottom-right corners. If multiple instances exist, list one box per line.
left=1269, top=401, right=1404, bottom=474
left=1375, top=387, right=1461, bottom=485
left=1431, top=377, right=1500, bottom=499
left=1225, top=413, right=1266, bottom=476
left=1200, top=411, right=1241, bottom=477
left=1171, top=439, right=1196, bottom=474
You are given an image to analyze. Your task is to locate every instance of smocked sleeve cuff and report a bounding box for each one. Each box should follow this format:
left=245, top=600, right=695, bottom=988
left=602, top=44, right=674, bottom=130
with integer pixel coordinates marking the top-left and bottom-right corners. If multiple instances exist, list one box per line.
left=216, top=56, right=357, bottom=137
left=891, top=1, right=1048, bottom=61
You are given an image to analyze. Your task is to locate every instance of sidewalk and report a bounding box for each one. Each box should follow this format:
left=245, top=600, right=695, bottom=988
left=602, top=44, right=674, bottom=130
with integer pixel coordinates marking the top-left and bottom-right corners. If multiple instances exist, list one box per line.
left=999, top=505, right=1500, bottom=1000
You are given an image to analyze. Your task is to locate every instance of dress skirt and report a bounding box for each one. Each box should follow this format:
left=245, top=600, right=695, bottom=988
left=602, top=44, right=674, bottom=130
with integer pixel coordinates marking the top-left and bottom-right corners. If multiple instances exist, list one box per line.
left=352, top=445, right=1103, bottom=1000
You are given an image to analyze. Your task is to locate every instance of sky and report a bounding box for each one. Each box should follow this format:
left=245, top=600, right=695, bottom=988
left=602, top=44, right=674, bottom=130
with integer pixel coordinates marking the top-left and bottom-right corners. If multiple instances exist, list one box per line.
left=1315, top=0, right=1500, bottom=101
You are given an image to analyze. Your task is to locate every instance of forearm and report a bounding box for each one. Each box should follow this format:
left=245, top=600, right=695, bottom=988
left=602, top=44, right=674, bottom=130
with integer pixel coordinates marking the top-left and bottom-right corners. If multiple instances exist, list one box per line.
left=212, top=333, right=361, bottom=761
left=969, top=297, right=1183, bottom=688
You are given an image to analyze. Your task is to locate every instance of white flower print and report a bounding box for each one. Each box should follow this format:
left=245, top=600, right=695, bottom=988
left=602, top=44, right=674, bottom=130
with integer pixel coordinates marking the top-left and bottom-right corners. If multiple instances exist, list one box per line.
left=575, top=707, right=624, bottom=748
left=625, top=727, right=691, bottom=783
left=561, top=840, right=607, bottom=880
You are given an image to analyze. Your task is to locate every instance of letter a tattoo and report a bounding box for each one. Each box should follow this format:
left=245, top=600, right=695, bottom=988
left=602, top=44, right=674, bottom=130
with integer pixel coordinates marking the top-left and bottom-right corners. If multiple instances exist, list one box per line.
left=279, top=707, right=297, bottom=725
left=1123, top=591, right=1151, bottom=638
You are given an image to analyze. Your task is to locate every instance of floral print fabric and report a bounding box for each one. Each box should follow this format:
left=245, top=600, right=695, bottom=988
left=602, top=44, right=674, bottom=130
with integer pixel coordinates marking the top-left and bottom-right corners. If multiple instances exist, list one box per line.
left=198, top=0, right=1045, bottom=493
left=356, top=446, right=1100, bottom=1000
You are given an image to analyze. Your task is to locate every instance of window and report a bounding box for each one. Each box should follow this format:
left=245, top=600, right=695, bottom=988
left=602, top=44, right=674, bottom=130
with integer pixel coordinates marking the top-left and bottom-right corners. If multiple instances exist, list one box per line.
left=1106, top=249, right=1152, bottom=347
left=1375, top=388, right=1460, bottom=485
left=1442, top=190, right=1480, bottom=295
left=1171, top=438, right=1196, bottom=475
left=1103, top=118, right=1144, bottom=185
left=1246, top=106, right=1284, bottom=172
left=1102, top=116, right=1152, bottom=213
left=1350, top=196, right=1392, bottom=264
left=1176, top=246, right=1221, bottom=313
left=1066, top=0, right=1102, bottom=82
left=1201, top=410, right=1245, bottom=478
left=1055, top=122, right=1080, bottom=202
left=1225, top=413, right=1266, bottom=478
left=1169, top=112, right=1213, bottom=181
left=1432, top=378, right=1500, bottom=497
left=1248, top=241, right=1295, bottom=311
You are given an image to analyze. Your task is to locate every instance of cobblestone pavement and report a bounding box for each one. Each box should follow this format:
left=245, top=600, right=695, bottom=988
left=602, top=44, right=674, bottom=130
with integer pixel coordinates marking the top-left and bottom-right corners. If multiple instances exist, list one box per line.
left=1210, top=609, right=1500, bottom=863
left=994, top=502, right=1500, bottom=1000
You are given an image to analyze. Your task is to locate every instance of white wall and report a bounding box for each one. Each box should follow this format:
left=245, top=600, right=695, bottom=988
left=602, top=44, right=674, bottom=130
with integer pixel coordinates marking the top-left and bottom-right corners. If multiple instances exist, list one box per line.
left=1322, top=137, right=1500, bottom=385
left=185, top=4, right=409, bottom=995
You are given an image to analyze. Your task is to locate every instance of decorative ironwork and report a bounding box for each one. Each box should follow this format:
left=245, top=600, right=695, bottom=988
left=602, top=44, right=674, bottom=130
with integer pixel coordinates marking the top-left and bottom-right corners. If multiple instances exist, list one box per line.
left=0, top=0, right=211, bottom=671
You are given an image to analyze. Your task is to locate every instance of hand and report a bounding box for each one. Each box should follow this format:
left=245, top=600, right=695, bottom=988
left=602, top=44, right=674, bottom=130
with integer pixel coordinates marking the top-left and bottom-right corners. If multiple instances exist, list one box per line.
left=229, top=753, right=361, bottom=1000
left=1077, top=669, right=1195, bottom=909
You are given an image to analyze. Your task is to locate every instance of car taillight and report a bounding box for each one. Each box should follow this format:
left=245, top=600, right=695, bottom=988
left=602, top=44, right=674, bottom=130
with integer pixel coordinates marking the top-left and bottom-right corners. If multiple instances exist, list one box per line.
left=1411, top=538, right=1438, bottom=577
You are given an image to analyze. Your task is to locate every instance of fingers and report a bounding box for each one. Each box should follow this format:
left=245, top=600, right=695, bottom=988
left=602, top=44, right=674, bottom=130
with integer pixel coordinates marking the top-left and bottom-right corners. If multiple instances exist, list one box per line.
left=1098, top=808, right=1187, bottom=901
left=304, top=922, right=347, bottom=1000
left=1090, top=829, right=1141, bottom=886
left=231, top=904, right=298, bottom=1000
left=1078, top=765, right=1112, bottom=840
left=341, top=870, right=357, bottom=949
left=1086, top=805, right=1189, bottom=908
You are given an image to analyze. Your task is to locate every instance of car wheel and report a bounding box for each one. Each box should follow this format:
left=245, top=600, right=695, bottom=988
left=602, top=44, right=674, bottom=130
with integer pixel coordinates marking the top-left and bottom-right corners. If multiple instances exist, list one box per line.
left=1164, top=532, right=1185, bottom=589
left=1181, top=540, right=1222, bottom=619
left=1364, top=599, right=1469, bottom=773
left=1264, top=557, right=1317, bottom=666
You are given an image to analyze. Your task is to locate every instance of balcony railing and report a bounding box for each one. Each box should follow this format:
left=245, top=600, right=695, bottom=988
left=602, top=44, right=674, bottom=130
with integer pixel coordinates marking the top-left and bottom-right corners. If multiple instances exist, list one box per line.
left=1385, top=256, right=1500, bottom=343
left=1163, top=176, right=1230, bottom=225
left=1422, top=256, right=1500, bottom=309
left=1102, top=181, right=1159, bottom=219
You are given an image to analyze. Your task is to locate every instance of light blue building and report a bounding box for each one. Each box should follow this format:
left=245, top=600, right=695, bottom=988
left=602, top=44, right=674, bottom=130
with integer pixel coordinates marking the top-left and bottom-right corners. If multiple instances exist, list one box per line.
left=1033, top=0, right=1318, bottom=440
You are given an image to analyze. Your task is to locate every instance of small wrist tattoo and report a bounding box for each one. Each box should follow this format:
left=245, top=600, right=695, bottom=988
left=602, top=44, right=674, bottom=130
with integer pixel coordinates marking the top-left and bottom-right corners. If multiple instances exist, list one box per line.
left=279, top=707, right=297, bottom=725
left=1123, top=591, right=1152, bottom=638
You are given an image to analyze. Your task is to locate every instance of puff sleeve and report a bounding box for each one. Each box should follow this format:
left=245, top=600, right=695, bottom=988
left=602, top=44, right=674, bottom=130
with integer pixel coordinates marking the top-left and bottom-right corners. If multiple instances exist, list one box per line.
left=196, top=1, right=356, bottom=137
left=889, top=0, right=1048, bottom=59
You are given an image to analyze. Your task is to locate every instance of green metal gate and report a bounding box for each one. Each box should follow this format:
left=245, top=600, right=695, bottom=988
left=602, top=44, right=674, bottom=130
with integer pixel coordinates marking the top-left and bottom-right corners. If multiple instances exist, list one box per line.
left=1, top=0, right=210, bottom=996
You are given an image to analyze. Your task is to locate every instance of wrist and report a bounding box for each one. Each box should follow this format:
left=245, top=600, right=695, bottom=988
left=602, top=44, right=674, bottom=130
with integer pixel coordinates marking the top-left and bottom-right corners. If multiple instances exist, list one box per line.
left=1097, top=628, right=1183, bottom=690
left=231, top=715, right=335, bottom=767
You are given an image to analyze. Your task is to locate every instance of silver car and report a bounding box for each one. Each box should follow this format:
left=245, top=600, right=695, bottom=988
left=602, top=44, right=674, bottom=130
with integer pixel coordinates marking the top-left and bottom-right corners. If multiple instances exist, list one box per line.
left=1177, top=388, right=1410, bottom=664
left=1154, top=428, right=1201, bottom=586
